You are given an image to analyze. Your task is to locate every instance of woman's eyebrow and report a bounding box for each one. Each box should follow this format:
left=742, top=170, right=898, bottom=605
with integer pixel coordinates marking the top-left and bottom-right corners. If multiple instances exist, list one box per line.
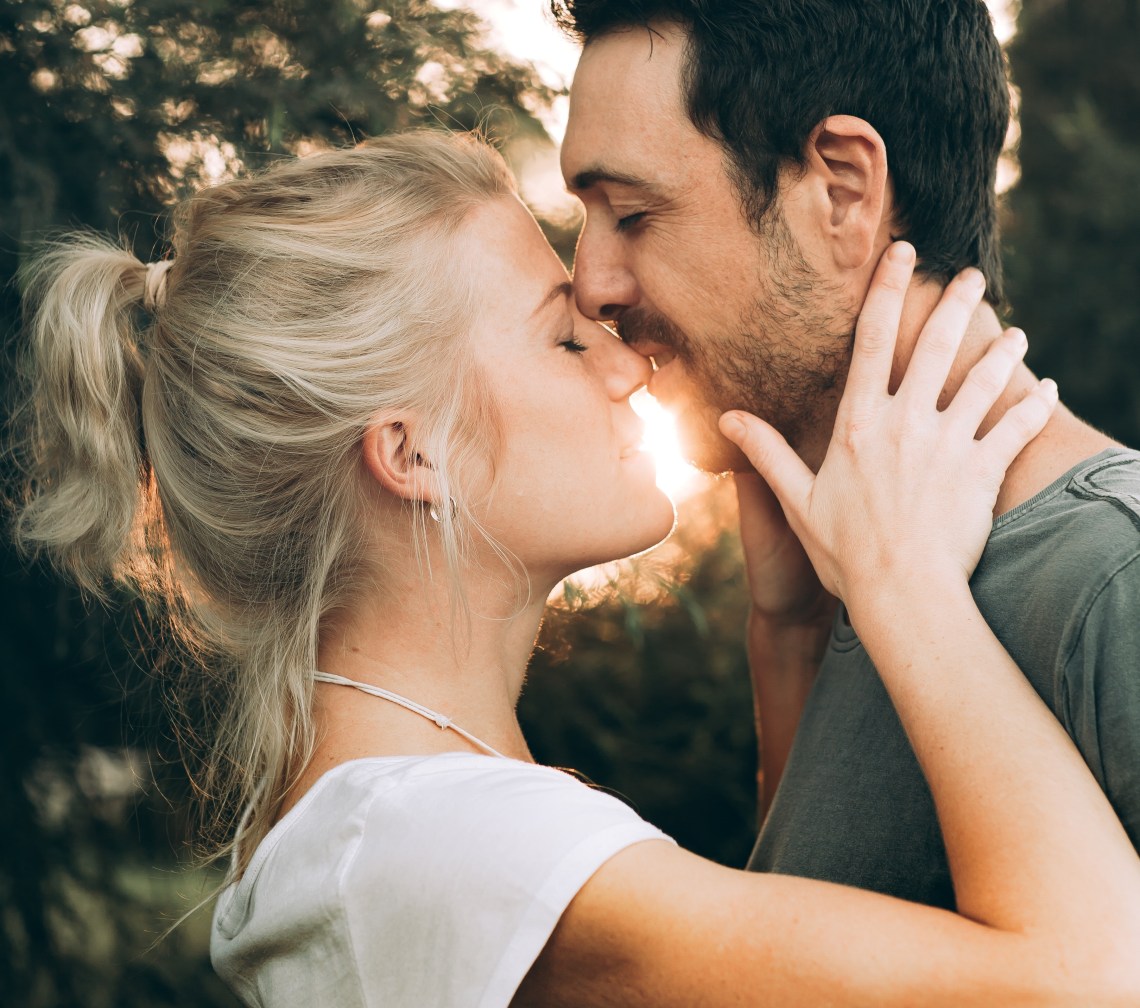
left=530, top=281, right=573, bottom=321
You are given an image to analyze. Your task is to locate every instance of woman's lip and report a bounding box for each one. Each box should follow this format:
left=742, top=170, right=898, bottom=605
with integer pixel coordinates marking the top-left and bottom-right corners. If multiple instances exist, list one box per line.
left=620, top=445, right=656, bottom=470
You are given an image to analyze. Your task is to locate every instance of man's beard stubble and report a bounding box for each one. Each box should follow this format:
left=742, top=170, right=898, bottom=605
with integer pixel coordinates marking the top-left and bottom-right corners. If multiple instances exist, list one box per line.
left=618, top=213, right=855, bottom=471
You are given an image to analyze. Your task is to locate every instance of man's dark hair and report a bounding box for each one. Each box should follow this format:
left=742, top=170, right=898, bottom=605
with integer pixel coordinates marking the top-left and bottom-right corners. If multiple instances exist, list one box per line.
left=553, top=0, right=1010, bottom=303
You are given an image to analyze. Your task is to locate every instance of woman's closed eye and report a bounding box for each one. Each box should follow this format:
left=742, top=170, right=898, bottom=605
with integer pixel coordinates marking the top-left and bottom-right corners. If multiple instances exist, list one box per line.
left=560, top=335, right=589, bottom=354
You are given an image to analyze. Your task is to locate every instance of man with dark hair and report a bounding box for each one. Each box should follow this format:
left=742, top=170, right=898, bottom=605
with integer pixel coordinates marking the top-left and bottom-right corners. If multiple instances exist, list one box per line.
left=554, top=0, right=1140, bottom=907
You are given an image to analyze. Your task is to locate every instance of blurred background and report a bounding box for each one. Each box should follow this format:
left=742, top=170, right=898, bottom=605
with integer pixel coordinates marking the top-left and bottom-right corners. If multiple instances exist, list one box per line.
left=2, top=1, right=1138, bottom=1004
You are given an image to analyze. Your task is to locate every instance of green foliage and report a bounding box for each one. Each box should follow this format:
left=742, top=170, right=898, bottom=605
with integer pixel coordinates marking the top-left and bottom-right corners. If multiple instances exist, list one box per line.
left=0, top=0, right=552, bottom=266
left=1003, top=0, right=1140, bottom=445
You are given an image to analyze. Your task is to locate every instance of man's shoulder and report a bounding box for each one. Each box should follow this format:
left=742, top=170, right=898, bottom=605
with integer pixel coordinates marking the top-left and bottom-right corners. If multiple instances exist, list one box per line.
left=971, top=448, right=1140, bottom=687
left=987, top=447, right=1140, bottom=565
left=1065, top=447, right=1140, bottom=520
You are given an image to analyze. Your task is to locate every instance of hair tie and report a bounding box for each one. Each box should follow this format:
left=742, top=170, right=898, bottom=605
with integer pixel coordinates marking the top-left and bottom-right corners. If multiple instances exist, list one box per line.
left=143, top=260, right=174, bottom=313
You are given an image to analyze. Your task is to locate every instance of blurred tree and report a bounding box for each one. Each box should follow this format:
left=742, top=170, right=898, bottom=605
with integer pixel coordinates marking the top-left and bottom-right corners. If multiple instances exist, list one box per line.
left=1004, top=0, right=1140, bottom=446
left=0, top=2, right=553, bottom=1005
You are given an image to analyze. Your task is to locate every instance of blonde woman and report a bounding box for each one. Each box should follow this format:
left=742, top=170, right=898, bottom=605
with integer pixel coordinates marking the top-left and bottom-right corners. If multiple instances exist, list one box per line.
left=14, top=131, right=1140, bottom=1007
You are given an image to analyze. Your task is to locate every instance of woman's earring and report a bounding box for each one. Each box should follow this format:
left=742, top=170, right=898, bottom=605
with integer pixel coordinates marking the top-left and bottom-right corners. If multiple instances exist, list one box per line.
left=429, top=497, right=457, bottom=523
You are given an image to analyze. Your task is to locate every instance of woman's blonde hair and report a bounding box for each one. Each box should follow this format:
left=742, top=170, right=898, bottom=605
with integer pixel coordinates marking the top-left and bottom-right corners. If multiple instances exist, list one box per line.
left=12, top=130, right=516, bottom=870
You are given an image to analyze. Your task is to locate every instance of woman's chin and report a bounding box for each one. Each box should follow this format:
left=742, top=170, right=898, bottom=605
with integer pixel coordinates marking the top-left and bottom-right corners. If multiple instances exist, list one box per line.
left=647, top=491, right=680, bottom=547
left=605, top=493, right=679, bottom=565
left=531, top=491, right=678, bottom=589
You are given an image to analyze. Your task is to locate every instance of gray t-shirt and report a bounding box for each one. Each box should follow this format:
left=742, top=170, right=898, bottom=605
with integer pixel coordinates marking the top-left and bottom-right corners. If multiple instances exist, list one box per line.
left=748, top=448, right=1140, bottom=907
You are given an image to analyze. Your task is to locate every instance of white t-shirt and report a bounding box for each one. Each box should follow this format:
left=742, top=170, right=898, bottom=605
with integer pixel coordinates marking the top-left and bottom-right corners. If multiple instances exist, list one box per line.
left=210, top=753, right=673, bottom=1007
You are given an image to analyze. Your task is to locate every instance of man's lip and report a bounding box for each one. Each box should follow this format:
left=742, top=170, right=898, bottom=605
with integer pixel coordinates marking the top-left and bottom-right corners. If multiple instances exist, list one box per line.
left=630, top=339, right=671, bottom=355
left=624, top=339, right=675, bottom=366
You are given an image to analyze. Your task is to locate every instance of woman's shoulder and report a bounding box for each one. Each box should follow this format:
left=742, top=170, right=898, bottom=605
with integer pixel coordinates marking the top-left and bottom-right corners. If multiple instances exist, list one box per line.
left=218, top=754, right=669, bottom=932
left=304, top=751, right=645, bottom=824
left=326, top=752, right=668, bottom=867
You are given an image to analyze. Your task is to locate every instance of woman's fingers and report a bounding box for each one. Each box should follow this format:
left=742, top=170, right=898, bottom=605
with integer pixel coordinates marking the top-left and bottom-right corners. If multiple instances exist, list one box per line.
left=980, top=377, right=1059, bottom=469
left=720, top=411, right=813, bottom=523
left=895, top=268, right=987, bottom=405
left=840, top=242, right=916, bottom=422
left=944, top=327, right=1029, bottom=433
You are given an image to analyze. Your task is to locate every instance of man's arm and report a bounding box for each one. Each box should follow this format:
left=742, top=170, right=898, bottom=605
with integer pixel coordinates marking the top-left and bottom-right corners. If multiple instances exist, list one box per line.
left=747, top=613, right=832, bottom=817
left=735, top=473, right=835, bottom=817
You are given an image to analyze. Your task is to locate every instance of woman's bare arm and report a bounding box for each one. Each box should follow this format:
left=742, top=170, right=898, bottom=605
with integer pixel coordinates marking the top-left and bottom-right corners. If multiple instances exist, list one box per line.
left=517, top=588, right=1140, bottom=1006
left=513, top=246, right=1140, bottom=1007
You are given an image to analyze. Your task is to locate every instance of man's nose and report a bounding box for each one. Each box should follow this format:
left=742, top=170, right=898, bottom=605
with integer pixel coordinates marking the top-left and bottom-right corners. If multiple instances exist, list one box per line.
left=572, top=224, right=638, bottom=323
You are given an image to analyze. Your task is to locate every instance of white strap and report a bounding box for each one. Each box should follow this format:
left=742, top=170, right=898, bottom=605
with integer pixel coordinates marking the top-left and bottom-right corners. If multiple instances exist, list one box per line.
left=312, top=670, right=507, bottom=759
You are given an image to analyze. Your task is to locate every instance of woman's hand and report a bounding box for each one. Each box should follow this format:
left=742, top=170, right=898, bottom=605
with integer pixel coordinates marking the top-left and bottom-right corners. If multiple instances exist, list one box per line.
left=719, top=242, right=1058, bottom=609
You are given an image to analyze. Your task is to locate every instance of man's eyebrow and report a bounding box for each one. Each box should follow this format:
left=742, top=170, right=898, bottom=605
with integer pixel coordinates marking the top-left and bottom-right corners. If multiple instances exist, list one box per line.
left=530, top=281, right=573, bottom=321
left=569, top=167, right=665, bottom=195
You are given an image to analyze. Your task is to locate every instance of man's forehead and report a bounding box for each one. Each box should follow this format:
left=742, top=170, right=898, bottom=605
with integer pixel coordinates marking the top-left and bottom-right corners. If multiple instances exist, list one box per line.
left=562, top=25, right=692, bottom=181
left=569, top=25, right=686, bottom=119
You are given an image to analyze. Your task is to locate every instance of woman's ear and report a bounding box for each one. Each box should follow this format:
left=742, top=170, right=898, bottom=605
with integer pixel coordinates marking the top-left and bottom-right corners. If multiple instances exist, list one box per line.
left=799, top=115, right=890, bottom=271
left=361, top=415, right=435, bottom=504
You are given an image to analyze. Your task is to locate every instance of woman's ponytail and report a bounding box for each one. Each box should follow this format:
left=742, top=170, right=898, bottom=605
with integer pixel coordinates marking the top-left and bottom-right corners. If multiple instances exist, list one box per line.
left=13, top=235, right=159, bottom=598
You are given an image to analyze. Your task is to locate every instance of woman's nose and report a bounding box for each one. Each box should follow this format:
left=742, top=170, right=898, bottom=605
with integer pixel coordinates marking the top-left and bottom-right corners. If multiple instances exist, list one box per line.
left=600, top=331, right=654, bottom=401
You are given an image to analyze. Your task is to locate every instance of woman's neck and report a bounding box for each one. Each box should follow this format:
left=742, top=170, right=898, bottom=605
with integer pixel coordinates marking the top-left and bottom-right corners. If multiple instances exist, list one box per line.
left=314, top=568, right=550, bottom=765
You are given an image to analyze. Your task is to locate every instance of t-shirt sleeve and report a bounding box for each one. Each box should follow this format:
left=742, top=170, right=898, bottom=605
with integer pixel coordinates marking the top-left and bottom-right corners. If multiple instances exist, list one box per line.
left=1062, top=552, right=1140, bottom=852
left=339, top=759, right=674, bottom=1008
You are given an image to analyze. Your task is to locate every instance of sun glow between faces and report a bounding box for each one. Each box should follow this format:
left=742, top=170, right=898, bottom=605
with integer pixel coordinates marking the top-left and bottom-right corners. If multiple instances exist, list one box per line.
left=554, top=389, right=714, bottom=600
left=631, top=388, right=707, bottom=503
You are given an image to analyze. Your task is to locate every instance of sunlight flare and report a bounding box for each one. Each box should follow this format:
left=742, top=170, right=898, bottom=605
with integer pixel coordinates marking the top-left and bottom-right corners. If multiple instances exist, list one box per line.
left=631, top=388, right=705, bottom=503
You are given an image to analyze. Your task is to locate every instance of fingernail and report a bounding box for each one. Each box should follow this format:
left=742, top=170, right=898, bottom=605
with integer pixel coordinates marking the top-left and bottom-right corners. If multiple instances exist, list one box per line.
left=964, top=269, right=986, bottom=292
left=719, top=412, right=746, bottom=440
left=1040, top=377, right=1058, bottom=397
left=888, top=242, right=915, bottom=264
left=1008, top=327, right=1028, bottom=350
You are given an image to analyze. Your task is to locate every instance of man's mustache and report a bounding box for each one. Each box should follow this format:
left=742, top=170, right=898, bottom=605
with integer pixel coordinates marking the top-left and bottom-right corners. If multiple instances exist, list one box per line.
left=615, top=309, right=690, bottom=354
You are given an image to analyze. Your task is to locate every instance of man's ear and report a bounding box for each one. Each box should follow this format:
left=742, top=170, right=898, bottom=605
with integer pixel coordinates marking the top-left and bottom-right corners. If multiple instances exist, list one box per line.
left=361, top=415, right=435, bottom=504
left=800, top=115, right=890, bottom=270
